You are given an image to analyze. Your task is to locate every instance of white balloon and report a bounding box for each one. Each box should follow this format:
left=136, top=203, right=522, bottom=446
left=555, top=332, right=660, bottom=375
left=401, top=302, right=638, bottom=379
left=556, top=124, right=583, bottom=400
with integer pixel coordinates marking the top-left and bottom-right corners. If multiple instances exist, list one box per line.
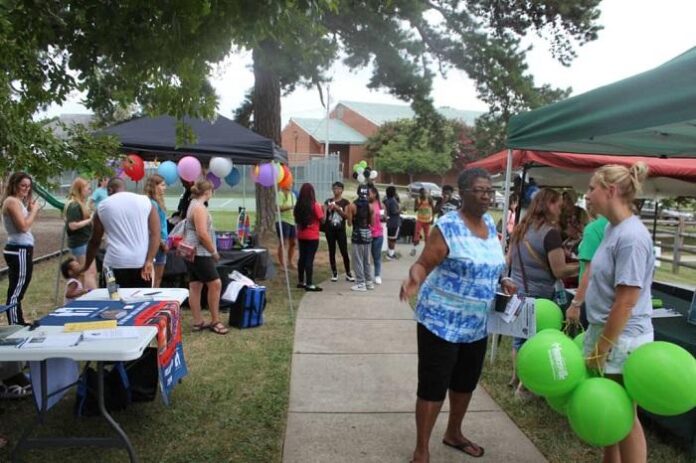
left=209, top=157, right=233, bottom=178
left=369, top=170, right=378, bottom=179
left=357, top=173, right=366, bottom=183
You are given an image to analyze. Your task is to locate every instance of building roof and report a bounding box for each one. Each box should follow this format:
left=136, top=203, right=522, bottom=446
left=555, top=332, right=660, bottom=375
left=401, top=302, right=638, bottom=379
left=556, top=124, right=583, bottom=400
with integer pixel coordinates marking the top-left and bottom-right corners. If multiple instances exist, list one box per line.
left=291, top=117, right=367, bottom=144
left=44, top=113, right=95, bottom=139
left=337, top=101, right=482, bottom=126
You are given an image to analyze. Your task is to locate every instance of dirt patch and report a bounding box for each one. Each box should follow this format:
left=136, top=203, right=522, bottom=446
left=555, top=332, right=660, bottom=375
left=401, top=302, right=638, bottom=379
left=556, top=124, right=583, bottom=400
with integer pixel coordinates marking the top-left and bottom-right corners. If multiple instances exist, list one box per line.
left=0, top=210, right=66, bottom=266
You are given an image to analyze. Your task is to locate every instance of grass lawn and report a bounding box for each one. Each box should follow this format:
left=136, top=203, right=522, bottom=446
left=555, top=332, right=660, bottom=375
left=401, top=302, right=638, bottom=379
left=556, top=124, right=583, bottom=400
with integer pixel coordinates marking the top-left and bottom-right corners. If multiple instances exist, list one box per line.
left=0, top=235, right=329, bottom=462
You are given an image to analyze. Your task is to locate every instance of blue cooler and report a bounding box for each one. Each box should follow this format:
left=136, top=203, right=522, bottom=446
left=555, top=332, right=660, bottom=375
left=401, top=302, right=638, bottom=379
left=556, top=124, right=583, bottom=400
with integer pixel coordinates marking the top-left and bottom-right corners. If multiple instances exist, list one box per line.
left=228, top=286, right=266, bottom=329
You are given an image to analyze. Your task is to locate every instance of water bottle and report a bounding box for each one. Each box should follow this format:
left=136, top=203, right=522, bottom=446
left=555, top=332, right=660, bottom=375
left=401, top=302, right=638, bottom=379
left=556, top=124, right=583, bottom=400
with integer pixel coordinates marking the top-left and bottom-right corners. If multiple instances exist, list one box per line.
left=104, top=266, right=120, bottom=301
left=553, top=280, right=567, bottom=307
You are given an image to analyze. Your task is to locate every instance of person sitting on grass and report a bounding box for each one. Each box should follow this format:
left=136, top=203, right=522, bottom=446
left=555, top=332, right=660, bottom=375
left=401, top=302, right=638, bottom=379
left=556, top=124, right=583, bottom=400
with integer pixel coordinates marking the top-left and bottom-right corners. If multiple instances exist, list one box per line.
left=61, top=257, right=90, bottom=304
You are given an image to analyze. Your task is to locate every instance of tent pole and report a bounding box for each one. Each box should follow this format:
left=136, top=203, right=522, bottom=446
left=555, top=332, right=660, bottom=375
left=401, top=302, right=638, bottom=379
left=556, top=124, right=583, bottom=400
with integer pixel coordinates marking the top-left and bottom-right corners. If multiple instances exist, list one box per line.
left=242, top=165, right=247, bottom=209
left=652, top=200, right=659, bottom=241
left=491, top=148, right=514, bottom=365
left=273, top=174, right=294, bottom=318
left=54, top=229, right=66, bottom=305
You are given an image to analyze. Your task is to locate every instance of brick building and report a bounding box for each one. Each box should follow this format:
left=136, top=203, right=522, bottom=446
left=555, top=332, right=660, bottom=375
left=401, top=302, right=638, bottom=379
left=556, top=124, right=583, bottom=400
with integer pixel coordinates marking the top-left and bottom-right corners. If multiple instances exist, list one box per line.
left=281, top=101, right=481, bottom=185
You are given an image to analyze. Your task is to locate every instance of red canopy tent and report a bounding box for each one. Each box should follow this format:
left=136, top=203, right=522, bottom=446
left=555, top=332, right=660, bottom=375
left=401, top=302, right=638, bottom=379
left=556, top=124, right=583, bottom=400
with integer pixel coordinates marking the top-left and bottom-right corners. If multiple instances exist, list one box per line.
left=467, top=150, right=696, bottom=197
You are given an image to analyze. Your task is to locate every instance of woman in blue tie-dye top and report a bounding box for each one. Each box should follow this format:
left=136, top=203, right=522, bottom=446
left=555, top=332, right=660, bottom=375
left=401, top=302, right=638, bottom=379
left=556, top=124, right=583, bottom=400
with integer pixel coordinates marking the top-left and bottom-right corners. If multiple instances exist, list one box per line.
left=400, top=168, right=516, bottom=462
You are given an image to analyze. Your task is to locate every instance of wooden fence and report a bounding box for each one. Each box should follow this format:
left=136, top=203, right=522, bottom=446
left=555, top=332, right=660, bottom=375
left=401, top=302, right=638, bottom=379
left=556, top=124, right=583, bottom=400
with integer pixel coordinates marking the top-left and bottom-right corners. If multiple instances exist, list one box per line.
left=644, top=217, right=696, bottom=274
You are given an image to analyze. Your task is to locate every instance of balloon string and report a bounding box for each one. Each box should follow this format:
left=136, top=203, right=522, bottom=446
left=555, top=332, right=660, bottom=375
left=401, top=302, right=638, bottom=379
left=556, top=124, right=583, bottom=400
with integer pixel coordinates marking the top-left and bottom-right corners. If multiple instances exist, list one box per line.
left=584, top=335, right=617, bottom=377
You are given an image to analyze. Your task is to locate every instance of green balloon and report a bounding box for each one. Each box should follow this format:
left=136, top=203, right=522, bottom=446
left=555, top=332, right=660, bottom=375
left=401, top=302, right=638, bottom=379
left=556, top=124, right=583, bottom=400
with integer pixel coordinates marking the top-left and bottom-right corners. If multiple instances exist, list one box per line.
left=516, top=330, right=586, bottom=397
left=546, top=393, right=571, bottom=416
left=360, top=160, right=368, bottom=168
left=535, top=298, right=563, bottom=332
left=568, top=378, right=634, bottom=447
left=573, top=332, right=585, bottom=352
left=353, top=164, right=361, bottom=173
left=623, top=341, right=696, bottom=416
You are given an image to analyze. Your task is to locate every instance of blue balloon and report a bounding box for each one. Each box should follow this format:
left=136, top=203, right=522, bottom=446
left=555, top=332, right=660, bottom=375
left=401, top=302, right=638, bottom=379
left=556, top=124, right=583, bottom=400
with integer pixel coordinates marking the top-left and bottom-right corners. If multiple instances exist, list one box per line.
left=225, top=167, right=241, bottom=187
left=157, top=160, right=179, bottom=186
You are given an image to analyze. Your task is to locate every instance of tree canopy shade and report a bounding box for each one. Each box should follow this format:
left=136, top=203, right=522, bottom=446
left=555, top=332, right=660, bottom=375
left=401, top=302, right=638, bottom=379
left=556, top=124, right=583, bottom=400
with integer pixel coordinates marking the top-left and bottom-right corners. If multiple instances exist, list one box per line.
left=506, top=46, right=696, bottom=156
left=467, top=150, right=696, bottom=197
left=98, top=115, right=287, bottom=164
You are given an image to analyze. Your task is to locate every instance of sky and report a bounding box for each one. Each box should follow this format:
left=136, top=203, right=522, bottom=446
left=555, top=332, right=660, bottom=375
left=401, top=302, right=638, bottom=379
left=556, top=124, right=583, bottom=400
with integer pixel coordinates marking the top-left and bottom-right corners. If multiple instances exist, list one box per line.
left=41, top=0, right=696, bottom=126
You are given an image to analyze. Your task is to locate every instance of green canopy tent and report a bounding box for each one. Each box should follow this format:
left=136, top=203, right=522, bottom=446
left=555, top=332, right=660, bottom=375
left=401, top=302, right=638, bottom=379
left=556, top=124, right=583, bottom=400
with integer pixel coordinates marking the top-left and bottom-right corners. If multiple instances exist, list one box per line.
left=507, top=46, right=696, bottom=156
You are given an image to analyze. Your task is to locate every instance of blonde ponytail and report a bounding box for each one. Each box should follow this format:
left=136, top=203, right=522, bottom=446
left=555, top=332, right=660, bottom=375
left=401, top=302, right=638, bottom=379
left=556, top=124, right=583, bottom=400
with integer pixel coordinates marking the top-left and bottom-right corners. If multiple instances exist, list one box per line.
left=592, top=162, right=649, bottom=203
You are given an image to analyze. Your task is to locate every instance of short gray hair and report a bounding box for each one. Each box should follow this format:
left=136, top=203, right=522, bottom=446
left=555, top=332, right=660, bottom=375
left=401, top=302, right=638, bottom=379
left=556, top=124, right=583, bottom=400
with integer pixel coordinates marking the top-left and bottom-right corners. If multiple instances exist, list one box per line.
left=457, top=168, right=491, bottom=191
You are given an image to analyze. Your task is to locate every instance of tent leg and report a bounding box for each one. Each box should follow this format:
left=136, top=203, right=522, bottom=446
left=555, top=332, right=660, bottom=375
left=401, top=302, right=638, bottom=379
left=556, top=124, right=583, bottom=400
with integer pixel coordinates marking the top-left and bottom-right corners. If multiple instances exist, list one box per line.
left=273, top=176, right=294, bottom=318
left=491, top=149, right=515, bottom=365
left=54, top=229, right=66, bottom=306
left=652, top=200, right=659, bottom=241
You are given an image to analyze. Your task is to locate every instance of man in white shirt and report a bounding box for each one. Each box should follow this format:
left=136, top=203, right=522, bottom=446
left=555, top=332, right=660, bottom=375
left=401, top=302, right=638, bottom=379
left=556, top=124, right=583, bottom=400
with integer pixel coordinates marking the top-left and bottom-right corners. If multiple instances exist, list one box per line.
left=82, top=177, right=160, bottom=287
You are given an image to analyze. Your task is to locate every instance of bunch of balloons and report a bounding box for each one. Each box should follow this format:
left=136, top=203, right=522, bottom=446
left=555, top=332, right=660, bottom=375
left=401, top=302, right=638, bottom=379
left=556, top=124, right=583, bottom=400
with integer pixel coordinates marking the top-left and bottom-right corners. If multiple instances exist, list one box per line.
left=251, top=162, right=293, bottom=189
left=516, top=302, right=696, bottom=448
left=351, top=160, right=378, bottom=183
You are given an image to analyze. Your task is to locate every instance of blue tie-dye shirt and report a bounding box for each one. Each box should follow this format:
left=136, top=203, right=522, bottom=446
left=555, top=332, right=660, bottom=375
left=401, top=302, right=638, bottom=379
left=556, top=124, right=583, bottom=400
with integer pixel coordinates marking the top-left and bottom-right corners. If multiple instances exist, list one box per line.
left=414, top=211, right=506, bottom=343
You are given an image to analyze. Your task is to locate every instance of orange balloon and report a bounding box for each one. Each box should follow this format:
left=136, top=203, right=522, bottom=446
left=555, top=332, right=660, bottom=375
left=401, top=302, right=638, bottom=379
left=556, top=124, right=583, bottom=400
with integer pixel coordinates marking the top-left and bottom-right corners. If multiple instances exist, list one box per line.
left=279, top=168, right=293, bottom=189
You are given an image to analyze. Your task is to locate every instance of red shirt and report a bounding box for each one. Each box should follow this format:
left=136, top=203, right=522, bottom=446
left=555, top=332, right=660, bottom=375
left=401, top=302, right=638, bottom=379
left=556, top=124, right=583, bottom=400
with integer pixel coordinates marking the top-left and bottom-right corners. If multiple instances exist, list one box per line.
left=297, top=202, right=324, bottom=240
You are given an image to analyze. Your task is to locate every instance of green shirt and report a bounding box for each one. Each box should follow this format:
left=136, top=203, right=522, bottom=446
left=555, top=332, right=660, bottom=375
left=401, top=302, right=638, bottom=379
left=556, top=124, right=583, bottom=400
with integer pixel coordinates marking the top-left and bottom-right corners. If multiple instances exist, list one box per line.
left=578, top=215, right=609, bottom=281
left=65, top=201, right=92, bottom=248
left=277, top=191, right=296, bottom=225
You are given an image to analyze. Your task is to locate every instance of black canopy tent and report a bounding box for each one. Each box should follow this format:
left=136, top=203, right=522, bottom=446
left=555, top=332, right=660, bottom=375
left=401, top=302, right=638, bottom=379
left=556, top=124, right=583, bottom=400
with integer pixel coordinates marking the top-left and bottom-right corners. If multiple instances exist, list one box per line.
left=98, top=114, right=288, bottom=164
left=92, top=114, right=294, bottom=315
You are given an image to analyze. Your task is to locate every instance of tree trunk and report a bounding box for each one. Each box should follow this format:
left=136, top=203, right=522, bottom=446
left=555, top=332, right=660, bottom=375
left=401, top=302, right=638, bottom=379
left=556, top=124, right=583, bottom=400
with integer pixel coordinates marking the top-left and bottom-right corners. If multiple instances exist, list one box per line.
left=252, top=45, right=282, bottom=236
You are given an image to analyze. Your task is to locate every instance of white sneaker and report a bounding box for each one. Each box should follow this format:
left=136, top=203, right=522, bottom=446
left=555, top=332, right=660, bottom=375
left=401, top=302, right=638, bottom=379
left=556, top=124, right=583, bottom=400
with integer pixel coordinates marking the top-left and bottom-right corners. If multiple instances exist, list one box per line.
left=351, top=284, right=367, bottom=292
left=366, top=282, right=375, bottom=290
left=331, top=272, right=338, bottom=282
left=346, top=273, right=355, bottom=282
left=409, top=248, right=417, bottom=256
left=375, top=276, right=382, bottom=285
left=385, top=254, right=396, bottom=261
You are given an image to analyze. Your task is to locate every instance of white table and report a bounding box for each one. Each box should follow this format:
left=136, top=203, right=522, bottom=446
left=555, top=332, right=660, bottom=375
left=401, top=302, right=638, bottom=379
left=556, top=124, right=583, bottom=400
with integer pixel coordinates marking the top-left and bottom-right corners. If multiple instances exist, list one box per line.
left=0, top=326, right=157, bottom=462
left=79, top=287, right=189, bottom=304
left=0, top=287, right=188, bottom=463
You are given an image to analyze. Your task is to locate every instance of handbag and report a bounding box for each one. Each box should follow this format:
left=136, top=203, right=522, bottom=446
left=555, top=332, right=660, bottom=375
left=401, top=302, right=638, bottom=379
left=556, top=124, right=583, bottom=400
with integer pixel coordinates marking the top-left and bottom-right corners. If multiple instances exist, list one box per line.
left=176, top=241, right=196, bottom=263
left=522, top=239, right=566, bottom=306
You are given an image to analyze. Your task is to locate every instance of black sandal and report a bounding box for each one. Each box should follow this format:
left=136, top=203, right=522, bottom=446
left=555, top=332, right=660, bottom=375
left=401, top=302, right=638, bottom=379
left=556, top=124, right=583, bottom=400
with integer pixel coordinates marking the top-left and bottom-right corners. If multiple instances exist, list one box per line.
left=209, top=322, right=229, bottom=335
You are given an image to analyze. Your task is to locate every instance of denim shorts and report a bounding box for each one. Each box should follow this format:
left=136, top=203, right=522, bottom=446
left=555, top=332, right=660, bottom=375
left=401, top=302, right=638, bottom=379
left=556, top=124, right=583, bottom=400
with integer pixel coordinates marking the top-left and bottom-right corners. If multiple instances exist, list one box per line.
left=154, top=250, right=167, bottom=266
left=69, top=244, right=88, bottom=257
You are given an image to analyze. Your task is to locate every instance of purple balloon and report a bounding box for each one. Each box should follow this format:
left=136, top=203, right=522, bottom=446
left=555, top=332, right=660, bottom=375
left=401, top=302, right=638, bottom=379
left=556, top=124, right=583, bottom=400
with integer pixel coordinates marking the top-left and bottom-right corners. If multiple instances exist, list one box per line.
left=206, top=172, right=221, bottom=189
left=256, top=163, right=277, bottom=187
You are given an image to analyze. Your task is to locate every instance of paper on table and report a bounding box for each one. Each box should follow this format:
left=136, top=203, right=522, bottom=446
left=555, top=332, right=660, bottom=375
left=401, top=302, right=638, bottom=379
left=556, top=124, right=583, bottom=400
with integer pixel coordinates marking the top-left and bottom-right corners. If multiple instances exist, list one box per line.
left=82, top=328, right=141, bottom=341
left=21, top=333, right=82, bottom=348
left=651, top=308, right=683, bottom=318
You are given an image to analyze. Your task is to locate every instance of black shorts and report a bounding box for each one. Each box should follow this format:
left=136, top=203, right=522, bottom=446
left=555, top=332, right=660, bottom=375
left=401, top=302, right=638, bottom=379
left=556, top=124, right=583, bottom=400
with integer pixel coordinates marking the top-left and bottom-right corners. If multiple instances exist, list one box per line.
left=186, top=256, right=220, bottom=283
left=417, top=323, right=488, bottom=402
left=387, top=225, right=400, bottom=240
left=276, top=221, right=297, bottom=239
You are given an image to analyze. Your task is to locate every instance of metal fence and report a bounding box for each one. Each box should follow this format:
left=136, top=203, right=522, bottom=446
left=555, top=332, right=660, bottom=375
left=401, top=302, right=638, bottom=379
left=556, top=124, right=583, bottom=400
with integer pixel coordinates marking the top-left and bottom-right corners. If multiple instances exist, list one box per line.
left=290, top=154, right=342, bottom=200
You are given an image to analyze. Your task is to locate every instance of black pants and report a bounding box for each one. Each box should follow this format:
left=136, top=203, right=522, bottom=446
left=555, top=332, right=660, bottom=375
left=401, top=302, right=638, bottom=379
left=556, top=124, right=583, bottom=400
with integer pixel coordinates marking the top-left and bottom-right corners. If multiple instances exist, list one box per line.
left=113, top=268, right=150, bottom=288
left=3, top=244, right=33, bottom=325
left=325, top=227, right=350, bottom=275
left=297, top=239, right=319, bottom=286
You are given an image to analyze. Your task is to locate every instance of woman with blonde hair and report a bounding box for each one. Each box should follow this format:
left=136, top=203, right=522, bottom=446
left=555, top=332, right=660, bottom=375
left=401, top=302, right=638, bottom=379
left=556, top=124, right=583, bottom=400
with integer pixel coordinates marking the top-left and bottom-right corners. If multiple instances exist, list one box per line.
left=184, top=179, right=228, bottom=335
left=506, top=188, right=578, bottom=393
left=65, top=177, right=97, bottom=289
left=144, top=174, right=169, bottom=287
left=572, top=162, right=652, bottom=463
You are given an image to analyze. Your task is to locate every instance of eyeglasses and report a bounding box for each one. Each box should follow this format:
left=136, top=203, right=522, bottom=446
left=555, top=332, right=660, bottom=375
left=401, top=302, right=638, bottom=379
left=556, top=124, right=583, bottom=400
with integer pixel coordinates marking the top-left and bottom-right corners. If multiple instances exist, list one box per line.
left=462, top=188, right=496, bottom=197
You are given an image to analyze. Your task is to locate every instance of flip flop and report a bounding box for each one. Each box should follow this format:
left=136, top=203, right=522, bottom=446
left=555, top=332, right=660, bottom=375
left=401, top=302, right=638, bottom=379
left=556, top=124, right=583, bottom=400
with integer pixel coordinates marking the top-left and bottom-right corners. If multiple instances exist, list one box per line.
left=442, top=439, right=485, bottom=458
left=209, top=322, right=229, bottom=335
left=0, top=383, right=32, bottom=400
left=192, top=321, right=211, bottom=332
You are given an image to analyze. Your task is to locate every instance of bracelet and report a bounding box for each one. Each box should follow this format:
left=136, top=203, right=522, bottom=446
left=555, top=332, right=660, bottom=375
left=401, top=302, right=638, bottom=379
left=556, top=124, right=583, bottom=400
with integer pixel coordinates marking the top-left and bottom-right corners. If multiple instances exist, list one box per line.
left=500, top=277, right=514, bottom=284
left=570, top=299, right=582, bottom=307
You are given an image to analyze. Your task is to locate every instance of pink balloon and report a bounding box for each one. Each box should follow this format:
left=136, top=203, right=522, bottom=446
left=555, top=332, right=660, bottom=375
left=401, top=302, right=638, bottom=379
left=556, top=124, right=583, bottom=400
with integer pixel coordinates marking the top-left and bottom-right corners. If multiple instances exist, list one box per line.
left=206, top=172, right=221, bottom=189
left=256, top=163, right=277, bottom=187
left=177, top=156, right=202, bottom=182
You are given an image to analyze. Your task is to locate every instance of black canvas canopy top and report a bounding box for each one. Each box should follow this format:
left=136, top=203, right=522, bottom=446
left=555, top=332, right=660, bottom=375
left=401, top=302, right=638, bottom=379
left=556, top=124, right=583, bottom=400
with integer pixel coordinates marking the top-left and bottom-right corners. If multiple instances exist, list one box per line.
left=99, top=114, right=287, bottom=164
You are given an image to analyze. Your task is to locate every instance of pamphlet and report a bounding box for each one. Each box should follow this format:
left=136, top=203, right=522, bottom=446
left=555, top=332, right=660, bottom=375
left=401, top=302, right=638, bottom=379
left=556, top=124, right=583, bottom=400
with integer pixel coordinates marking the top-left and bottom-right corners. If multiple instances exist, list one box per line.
left=82, top=327, right=141, bottom=341
left=20, top=332, right=83, bottom=348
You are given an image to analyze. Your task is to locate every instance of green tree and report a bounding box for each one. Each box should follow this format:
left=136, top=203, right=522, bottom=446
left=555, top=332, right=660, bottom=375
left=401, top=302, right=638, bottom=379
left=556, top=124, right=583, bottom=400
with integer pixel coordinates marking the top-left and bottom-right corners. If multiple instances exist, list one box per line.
left=235, top=0, right=601, bottom=231
left=366, top=119, right=462, bottom=183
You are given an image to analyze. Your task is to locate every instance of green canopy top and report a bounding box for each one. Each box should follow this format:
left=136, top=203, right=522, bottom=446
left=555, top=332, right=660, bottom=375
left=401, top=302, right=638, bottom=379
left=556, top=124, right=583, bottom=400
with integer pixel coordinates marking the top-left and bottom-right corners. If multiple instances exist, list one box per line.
left=507, top=46, right=696, bottom=156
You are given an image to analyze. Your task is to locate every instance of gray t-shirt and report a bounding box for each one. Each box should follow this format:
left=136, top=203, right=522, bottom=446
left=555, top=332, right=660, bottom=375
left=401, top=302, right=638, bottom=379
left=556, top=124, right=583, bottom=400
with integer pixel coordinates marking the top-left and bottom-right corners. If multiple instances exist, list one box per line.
left=510, top=224, right=562, bottom=299
left=585, top=215, right=654, bottom=336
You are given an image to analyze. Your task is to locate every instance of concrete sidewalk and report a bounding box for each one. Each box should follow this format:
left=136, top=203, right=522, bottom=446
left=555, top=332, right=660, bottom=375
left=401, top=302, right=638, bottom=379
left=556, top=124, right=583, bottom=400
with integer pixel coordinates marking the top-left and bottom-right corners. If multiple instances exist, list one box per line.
left=283, top=246, right=547, bottom=462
